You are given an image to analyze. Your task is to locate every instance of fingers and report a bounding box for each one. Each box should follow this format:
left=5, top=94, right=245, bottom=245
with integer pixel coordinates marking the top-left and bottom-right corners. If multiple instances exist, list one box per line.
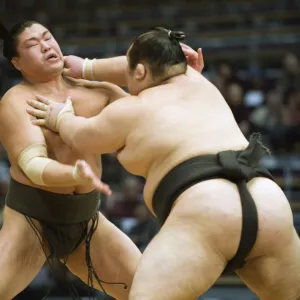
left=35, top=94, right=52, bottom=105
left=95, top=180, right=112, bottom=195
left=76, top=160, right=112, bottom=195
left=31, top=119, right=46, bottom=126
left=76, top=160, right=85, bottom=170
left=27, top=99, right=48, bottom=111
left=27, top=108, right=47, bottom=118
left=197, top=48, right=204, bottom=71
left=180, top=42, right=191, bottom=50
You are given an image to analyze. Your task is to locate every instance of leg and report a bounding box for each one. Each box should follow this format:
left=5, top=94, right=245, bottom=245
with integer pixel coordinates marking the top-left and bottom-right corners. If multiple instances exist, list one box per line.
left=236, top=178, right=300, bottom=300
left=129, top=216, right=227, bottom=300
left=0, top=206, right=46, bottom=300
left=66, top=212, right=141, bottom=300
left=237, top=229, right=300, bottom=300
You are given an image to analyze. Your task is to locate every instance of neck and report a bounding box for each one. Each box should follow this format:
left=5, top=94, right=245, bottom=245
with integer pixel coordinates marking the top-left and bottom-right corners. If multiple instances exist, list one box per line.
left=23, top=73, right=69, bottom=94
left=155, top=65, right=187, bottom=87
left=161, top=73, right=188, bottom=85
left=136, top=65, right=186, bottom=95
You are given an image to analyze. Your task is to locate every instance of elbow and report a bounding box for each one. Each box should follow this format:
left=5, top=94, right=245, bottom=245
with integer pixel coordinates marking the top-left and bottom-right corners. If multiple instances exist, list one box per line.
left=19, top=156, right=52, bottom=186
left=17, top=143, right=52, bottom=186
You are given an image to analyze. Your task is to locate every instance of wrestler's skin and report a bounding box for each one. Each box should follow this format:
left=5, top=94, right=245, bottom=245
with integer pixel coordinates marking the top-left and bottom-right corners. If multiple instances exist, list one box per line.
left=30, top=28, right=300, bottom=300
left=0, top=23, right=141, bottom=300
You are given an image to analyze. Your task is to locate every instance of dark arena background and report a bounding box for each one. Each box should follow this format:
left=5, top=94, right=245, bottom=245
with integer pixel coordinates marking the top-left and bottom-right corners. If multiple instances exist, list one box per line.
left=0, top=0, right=300, bottom=299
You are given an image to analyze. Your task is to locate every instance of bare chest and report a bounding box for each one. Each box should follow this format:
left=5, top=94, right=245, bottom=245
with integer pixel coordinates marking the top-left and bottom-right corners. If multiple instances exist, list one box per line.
left=42, top=87, right=108, bottom=161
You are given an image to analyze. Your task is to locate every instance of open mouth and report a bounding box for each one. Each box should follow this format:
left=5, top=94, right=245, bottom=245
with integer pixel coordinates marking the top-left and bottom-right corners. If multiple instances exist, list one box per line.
left=46, top=53, right=59, bottom=61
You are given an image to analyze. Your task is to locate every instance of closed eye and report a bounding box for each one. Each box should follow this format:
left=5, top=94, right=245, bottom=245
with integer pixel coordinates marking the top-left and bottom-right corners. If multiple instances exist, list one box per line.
left=45, top=34, right=52, bottom=41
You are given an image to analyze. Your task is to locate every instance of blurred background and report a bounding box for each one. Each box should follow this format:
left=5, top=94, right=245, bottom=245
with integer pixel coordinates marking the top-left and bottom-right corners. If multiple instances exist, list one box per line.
left=0, top=0, right=300, bottom=299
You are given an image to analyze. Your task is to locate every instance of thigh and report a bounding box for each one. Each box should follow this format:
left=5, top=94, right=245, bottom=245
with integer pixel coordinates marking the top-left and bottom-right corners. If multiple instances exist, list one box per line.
left=66, top=212, right=141, bottom=300
left=0, top=206, right=46, bottom=300
left=237, top=178, right=300, bottom=299
left=237, top=229, right=300, bottom=300
left=129, top=216, right=227, bottom=300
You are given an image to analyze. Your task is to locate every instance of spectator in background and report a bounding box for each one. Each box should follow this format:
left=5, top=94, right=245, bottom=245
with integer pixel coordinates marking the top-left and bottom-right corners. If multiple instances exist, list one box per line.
left=226, top=83, right=251, bottom=136
left=250, top=89, right=283, bottom=135
left=102, top=153, right=127, bottom=187
left=268, top=89, right=300, bottom=152
left=107, top=176, right=144, bottom=231
left=244, top=75, right=265, bottom=109
left=213, top=61, right=235, bottom=95
left=278, top=53, right=300, bottom=97
left=0, top=144, right=9, bottom=211
left=283, top=89, right=300, bottom=125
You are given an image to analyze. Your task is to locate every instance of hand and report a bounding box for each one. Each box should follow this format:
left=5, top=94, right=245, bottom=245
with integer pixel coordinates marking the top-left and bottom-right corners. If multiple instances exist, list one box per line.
left=62, top=55, right=84, bottom=78
left=180, top=43, right=204, bottom=73
left=74, top=160, right=112, bottom=195
left=27, top=95, right=69, bottom=132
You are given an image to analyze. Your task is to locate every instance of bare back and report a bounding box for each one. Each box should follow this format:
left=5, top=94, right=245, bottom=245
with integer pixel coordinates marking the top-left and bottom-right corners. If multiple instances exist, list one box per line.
left=112, top=72, right=300, bottom=299
left=117, top=73, right=249, bottom=205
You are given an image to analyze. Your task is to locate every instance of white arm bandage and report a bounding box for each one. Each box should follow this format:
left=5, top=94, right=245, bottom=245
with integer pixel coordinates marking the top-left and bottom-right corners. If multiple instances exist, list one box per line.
left=17, top=143, right=52, bottom=186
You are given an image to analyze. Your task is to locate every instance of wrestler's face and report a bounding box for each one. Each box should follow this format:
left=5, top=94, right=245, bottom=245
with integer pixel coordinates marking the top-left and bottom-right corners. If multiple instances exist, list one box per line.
left=12, top=24, right=64, bottom=80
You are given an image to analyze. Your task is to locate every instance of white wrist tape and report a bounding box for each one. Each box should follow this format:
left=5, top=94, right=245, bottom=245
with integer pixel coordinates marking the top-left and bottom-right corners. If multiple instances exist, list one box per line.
left=82, top=58, right=96, bottom=80
left=56, top=97, right=75, bottom=131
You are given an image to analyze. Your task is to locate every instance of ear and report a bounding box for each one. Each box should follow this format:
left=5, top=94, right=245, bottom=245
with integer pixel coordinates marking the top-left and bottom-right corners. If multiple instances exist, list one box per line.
left=11, top=57, right=21, bottom=71
left=134, top=63, right=146, bottom=81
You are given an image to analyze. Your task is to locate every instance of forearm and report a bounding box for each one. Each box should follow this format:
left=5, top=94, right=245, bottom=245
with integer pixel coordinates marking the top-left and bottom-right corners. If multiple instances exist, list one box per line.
left=18, top=143, right=78, bottom=187
left=42, top=160, right=77, bottom=186
left=92, top=56, right=128, bottom=87
left=58, top=114, right=89, bottom=153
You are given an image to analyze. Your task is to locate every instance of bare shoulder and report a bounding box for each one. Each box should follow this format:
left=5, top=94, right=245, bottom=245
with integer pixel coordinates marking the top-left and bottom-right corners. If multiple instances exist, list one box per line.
left=65, top=77, right=128, bottom=102
left=105, top=95, right=139, bottom=112
left=0, top=83, right=32, bottom=108
left=0, top=83, right=45, bottom=160
left=99, top=95, right=140, bottom=123
left=0, top=83, right=34, bottom=129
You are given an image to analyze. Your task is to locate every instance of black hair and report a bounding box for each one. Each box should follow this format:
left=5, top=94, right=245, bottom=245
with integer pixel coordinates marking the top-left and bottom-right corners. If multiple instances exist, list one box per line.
left=128, top=27, right=187, bottom=78
left=0, top=21, right=41, bottom=61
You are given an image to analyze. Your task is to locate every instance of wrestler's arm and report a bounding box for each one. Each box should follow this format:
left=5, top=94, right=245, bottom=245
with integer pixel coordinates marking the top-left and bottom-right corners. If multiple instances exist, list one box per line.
left=58, top=96, right=137, bottom=154
left=88, top=51, right=203, bottom=86
left=0, top=90, right=83, bottom=187
left=92, top=56, right=127, bottom=87
left=91, top=60, right=201, bottom=87
left=64, top=45, right=203, bottom=86
left=64, top=55, right=128, bottom=87
left=89, top=81, right=129, bottom=103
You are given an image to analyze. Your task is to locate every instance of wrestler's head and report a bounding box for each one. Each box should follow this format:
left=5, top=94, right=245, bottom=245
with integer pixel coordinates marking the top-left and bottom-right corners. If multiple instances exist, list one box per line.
left=0, top=21, right=63, bottom=81
left=126, top=27, right=187, bottom=95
